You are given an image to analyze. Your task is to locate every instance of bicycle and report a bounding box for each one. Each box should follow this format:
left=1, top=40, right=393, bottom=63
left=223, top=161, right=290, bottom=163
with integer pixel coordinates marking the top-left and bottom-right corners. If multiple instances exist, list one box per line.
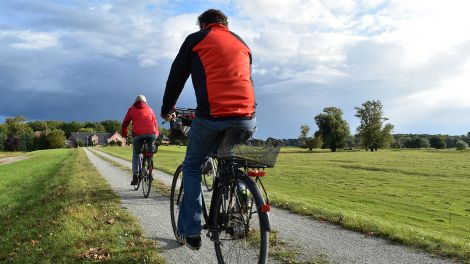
left=169, top=108, right=281, bottom=264
left=168, top=108, right=216, bottom=192
left=133, top=139, right=157, bottom=198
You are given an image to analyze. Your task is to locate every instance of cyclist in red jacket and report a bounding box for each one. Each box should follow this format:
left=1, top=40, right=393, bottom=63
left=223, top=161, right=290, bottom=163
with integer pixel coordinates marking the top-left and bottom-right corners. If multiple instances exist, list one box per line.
left=122, top=95, right=159, bottom=185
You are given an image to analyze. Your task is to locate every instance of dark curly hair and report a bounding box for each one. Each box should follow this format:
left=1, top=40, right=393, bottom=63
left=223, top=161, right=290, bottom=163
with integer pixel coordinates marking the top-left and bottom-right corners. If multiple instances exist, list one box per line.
left=197, top=9, right=228, bottom=29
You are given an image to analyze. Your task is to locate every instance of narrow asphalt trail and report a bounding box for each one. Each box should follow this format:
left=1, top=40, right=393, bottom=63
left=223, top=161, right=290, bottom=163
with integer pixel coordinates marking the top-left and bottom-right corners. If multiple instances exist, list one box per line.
left=87, top=148, right=456, bottom=264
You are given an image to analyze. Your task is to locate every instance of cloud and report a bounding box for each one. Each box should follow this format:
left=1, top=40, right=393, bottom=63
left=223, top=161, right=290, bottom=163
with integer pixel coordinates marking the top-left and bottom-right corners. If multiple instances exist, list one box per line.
left=1, top=0, right=470, bottom=138
left=0, top=30, right=58, bottom=50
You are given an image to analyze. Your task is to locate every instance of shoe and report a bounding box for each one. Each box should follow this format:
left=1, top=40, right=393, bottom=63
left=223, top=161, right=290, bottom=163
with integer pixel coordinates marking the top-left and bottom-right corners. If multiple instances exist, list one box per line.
left=180, top=235, right=201, bottom=250
left=130, top=174, right=138, bottom=185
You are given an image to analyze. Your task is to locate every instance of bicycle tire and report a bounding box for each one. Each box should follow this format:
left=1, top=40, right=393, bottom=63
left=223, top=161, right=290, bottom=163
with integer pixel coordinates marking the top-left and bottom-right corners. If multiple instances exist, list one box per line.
left=203, top=158, right=216, bottom=192
left=170, top=164, right=209, bottom=244
left=212, top=174, right=269, bottom=264
left=142, top=156, right=152, bottom=198
left=170, top=165, right=184, bottom=244
left=133, top=156, right=142, bottom=191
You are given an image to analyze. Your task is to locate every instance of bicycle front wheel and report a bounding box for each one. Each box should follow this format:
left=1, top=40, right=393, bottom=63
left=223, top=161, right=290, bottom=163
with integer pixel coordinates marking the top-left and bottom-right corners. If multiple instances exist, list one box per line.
left=142, top=157, right=152, bottom=198
left=170, top=165, right=184, bottom=244
left=170, top=164, right=210, bottom=243
left=212, top=174, right=270, bottom=264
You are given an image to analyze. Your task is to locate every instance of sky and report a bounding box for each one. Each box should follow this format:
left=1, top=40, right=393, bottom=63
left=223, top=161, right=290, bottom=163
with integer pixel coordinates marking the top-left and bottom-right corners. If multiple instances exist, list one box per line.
left=1, top=0, right=470, bottom=139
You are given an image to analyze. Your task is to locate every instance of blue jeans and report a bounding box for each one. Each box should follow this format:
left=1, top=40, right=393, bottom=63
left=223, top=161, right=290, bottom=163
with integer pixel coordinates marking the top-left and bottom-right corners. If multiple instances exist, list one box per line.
left=178, top=117, right=257, bottom=236
left=132, top=134, right=157, bottom=175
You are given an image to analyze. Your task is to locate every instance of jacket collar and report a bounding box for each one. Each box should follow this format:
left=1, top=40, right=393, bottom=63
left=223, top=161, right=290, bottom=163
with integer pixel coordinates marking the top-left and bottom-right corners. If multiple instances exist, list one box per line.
left=205, top=23, right=228, bottom=30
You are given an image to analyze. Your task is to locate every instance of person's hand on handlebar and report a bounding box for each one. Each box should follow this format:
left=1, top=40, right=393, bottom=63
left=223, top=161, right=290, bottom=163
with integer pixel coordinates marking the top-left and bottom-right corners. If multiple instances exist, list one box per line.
left=162, top=112, right=177, bottom=122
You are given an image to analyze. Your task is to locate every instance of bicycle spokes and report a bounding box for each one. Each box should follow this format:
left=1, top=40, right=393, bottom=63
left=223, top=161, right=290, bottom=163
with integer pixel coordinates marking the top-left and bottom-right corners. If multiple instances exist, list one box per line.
left=213, top=177, right=268, bottom=263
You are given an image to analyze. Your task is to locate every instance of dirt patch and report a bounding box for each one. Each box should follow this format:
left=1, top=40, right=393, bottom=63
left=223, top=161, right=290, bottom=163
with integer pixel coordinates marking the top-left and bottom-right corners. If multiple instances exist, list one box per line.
left=0, top=156, right=29, bottom=165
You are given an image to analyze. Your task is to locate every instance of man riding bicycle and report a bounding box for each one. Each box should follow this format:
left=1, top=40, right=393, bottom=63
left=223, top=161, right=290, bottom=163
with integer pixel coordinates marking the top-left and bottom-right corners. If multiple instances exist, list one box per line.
left=161, top=9, right=256, bottom=250
left=122, top=95, right=159, bottom=185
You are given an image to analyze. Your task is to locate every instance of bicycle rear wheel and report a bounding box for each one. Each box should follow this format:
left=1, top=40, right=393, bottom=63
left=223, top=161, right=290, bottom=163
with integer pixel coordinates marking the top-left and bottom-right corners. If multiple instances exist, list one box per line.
left=203, top=158, right=216, bottom=192
left=212, top=174, right=269, bottom=264
left=142, top=157, right=152, bottom=198
left=170, top=164, right=209, bottom=243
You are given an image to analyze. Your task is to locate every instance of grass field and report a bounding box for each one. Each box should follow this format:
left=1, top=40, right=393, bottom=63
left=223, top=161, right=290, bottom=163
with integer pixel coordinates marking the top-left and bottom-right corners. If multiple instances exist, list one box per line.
left=0, top=148, right=164, bottom=263
left=98, top=145, right=470, bottom=261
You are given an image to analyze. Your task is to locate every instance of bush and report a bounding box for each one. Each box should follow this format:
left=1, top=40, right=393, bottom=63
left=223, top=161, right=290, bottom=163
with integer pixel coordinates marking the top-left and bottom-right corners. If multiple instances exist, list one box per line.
left=455, top=140, right=468, bottom=151
left=116, top=140, right=122, bottom=147
left=47, top=129, right=66, bottom=149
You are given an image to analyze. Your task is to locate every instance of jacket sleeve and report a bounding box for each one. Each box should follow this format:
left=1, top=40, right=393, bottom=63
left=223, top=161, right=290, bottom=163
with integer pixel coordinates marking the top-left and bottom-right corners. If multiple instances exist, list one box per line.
left=161, top=35, right=195, bottom=116
left=151, top=109, right=159, bottom=136
left=121, top=108, right=132, bottom=138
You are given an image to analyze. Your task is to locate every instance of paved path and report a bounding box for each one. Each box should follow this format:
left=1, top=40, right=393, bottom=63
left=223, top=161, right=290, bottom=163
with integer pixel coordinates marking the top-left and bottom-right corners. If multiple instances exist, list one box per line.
left=0, top=155, right=28, bottom=166
left=87, top=148, right=456, bottom=264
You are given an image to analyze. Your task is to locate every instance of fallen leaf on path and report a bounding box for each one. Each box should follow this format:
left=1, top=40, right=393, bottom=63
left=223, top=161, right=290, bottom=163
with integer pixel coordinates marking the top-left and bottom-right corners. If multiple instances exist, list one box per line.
left=78, top=248, right=110, bottom=260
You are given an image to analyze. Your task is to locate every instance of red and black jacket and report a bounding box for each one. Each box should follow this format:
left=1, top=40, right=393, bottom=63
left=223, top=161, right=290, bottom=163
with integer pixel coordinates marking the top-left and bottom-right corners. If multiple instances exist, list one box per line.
left=161, top=23, right=256, bottom=119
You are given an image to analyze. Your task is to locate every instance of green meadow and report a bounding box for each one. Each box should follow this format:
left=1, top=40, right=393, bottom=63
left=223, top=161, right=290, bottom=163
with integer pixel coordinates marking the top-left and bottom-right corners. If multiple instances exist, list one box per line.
left=99, top=145, right=470, bottom=261
left=0, top=149, right=164, bottom=263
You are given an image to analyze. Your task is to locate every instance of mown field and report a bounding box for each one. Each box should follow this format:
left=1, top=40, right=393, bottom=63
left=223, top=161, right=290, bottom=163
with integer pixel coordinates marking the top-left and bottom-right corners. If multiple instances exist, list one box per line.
left=0, top=149, right=164, bottom=263
left=99, top=145, right=470, bottom=261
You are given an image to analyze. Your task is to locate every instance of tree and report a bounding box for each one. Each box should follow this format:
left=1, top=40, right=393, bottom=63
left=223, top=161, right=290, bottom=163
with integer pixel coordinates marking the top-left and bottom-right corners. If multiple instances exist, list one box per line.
left=0, top=124, right=7, bottom=151
left=298, top=125, right=311, bottom=148
left=455, top=140, right=468, bottom=151
left=312, top=132, right=323, bottom=149
left=355, top=100, right=393, bottom=151
left=61, top=121, right=84, bottom=138
left=381, top=123, right=395, bottom=148
left=28, top=121, right=48, bottom=131
left=33, top=132, right=48, bottom=150
left=100, top=120, right=121, bottom=133
left=430, top=136, right=446, bottom=149
left=78, top=127, right=96, bottom=133
left=84, top=122, right=106, bottom=133
left=47, top=129, right=66, bottom=149
left=314, top=107, right=350, bottom=152
left=5, top=115, right=35, bottom=151
left=445, top=136, right=456, bottom=149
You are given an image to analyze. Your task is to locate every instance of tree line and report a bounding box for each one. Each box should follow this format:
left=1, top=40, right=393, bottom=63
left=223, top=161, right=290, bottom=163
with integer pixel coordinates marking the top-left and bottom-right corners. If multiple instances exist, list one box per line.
left=0, top=115, right=177, bottom=152
left=296, top=100, right=469, bottom=152
left=0, top=116, right=124, bottom=151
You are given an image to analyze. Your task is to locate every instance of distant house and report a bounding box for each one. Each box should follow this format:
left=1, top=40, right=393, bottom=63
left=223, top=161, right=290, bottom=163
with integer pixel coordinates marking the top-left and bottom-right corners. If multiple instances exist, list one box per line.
left=161, top=134, right=171, bottom=146
left=34, top=131, right=45, bottom=138
left=68, top=132, right=126, bottom=148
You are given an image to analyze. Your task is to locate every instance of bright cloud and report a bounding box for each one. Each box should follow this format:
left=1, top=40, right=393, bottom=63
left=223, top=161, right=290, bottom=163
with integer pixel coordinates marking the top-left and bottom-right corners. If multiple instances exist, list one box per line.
left=1, top=0, right=470, bottom=138
left=0, top=30, right=58, bottom=50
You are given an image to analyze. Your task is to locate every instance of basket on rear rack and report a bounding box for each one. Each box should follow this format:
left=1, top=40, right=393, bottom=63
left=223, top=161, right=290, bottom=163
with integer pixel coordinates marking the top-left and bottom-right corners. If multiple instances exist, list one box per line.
left=217, top=136, right=283, bottom=168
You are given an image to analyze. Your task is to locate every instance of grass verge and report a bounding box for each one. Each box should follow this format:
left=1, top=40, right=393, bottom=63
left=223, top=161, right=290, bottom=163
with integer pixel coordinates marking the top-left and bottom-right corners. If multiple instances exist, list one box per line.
left=0, top=148, right=164, bottom=263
